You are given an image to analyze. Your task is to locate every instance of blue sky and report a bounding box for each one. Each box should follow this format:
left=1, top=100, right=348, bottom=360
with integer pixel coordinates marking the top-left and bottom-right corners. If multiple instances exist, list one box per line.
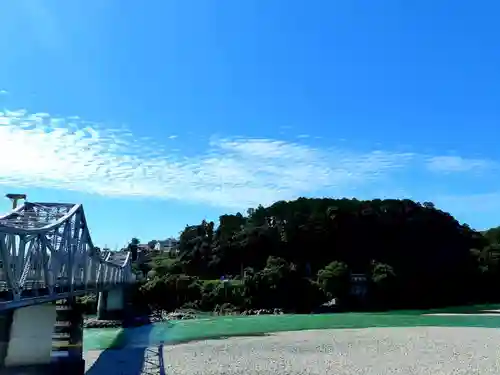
left=0, top=1, right=499, bottom=247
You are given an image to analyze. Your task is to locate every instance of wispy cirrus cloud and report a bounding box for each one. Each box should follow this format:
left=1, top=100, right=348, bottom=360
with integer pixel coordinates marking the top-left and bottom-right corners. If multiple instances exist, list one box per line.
left=426, top=155, right=497, bottom=173
left=0, top=108, right=495, bottom=209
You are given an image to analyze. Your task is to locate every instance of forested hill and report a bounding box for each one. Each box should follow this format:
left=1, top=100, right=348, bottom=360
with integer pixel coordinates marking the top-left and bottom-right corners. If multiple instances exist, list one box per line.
left=136, top=198, right=500, bottom=313
left=482, top=225, right=500, bottom=245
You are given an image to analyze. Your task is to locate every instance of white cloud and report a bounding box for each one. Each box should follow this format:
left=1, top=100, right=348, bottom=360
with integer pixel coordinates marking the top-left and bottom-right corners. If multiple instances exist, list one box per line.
left=0, top=108, right=494, bottom=210
left=0, top=90, right=8, bottom=95
left=426, top=155, right=496, bottom=173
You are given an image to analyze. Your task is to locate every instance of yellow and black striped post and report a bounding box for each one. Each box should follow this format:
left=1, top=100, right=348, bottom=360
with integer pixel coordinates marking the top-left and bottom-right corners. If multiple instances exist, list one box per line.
left=52, top=298, right=84, bottom=373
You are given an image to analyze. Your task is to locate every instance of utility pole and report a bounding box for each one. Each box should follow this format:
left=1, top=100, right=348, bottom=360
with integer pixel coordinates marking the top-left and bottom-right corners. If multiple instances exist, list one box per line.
left=5, top=193, right=27, bottom=210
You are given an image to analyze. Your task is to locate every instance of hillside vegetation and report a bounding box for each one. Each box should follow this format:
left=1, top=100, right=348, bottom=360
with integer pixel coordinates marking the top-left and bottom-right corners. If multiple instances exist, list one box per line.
left=130, top=197, right=500, bottom=314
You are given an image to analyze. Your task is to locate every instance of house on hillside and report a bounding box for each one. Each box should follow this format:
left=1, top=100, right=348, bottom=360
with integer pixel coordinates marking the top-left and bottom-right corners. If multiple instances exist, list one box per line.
left=156, top=238, right=180, bottom=257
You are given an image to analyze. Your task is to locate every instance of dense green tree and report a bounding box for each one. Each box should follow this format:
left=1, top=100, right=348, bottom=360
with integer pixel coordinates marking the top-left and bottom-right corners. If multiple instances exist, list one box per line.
left=127, top=197, right=500, bottom=314
left=128, top=237, right=140, bottom=261
left=317, top=261, right=350, bottom=301
left=242, top=256, right=325, bottom=312
left=483, top=226, right=500, bottom=245
left=368, top=261, right=397, bottom=308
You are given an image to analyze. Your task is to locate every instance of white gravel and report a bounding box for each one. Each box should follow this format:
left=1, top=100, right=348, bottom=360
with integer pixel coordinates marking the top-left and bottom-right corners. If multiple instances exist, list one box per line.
left=85, top=327, right=500, bottom=375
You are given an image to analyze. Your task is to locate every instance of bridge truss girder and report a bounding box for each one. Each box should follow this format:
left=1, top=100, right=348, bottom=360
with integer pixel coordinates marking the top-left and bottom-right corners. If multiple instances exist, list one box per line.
left=0, top=202, right=133, bottom=310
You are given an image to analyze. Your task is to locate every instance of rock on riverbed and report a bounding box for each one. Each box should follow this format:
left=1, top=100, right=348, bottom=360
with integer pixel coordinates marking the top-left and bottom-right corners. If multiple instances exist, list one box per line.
left=84, top=318, right=122, bottom=328
left=84, top=310, right=198, bottom=328
left=84, top=308, right=287, bottom=328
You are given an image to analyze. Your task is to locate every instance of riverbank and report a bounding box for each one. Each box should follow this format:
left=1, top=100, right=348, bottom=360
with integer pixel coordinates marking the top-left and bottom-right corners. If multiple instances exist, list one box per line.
left=85, top=327, right=500, bottom=374
left=84, top=308, right=285, bottom=328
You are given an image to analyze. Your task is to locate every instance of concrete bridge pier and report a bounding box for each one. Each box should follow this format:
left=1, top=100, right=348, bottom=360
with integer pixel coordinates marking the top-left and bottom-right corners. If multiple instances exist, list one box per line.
left=0, top=304, right=56, bottom=372
left=0, top=298, right=85, bottom=375
left=97, top=287, right=126, bottom=320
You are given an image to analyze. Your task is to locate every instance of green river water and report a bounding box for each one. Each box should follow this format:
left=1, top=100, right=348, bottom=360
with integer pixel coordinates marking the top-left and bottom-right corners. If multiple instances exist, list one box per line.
left=83, top=304, right=500, bottom=351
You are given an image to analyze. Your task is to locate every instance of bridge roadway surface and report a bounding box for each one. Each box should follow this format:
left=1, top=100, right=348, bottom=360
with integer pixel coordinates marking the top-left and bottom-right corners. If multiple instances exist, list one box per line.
left=0, top=202, right=134, bottom=311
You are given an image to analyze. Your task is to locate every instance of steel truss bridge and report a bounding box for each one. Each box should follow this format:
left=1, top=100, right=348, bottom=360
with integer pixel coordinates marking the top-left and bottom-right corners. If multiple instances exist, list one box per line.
left=0, top=202, right=133, bottom=310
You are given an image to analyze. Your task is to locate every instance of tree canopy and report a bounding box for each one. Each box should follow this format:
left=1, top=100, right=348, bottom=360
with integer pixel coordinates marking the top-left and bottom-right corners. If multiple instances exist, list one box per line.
left=130, top=197, right=500, bottom=314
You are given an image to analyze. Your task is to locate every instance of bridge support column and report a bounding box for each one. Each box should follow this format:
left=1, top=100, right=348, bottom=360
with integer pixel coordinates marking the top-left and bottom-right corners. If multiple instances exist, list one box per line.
left=0, top=304, right=56, bottom=368
left=0, top=310, right=13, bottom=368
left=98, top=288, right=126, bottom=320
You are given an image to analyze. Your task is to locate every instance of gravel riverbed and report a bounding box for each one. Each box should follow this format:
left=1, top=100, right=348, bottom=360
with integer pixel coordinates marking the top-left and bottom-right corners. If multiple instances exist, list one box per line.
left=85, top=327, right=500, bottom=375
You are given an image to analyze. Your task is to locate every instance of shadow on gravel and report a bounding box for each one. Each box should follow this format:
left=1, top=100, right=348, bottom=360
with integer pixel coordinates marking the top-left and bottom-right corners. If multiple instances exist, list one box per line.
left=85, top=320, right=156, bottom=375
left=85, top=322, right=268, bottom=374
